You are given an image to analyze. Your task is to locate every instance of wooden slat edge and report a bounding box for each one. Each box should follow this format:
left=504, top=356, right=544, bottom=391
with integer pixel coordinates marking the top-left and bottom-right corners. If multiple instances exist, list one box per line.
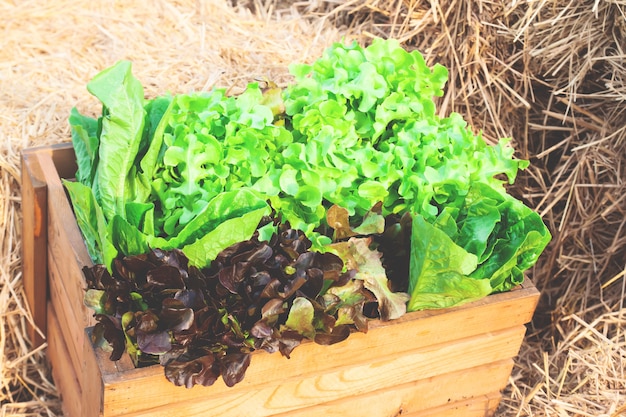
left=268, top=359, right=514, bottom=417
left=47, top=302, right=82, bottom=417
left=46, top=248, right=87, bottom=383
left=102, top=326, right=525, bottom=416
left=412, top=392, right=502, bottom=417
left=36, top=146, right=94, bottom=384
left=82, top=328, right=105, bottom=417
left=21, top=149, right=49, bottom=347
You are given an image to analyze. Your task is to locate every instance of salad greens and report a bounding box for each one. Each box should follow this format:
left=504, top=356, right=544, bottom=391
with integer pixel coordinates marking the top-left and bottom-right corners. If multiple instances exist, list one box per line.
left=69, top=38, right=551, bottom=387
left=83, top=225, right=369, bottom=388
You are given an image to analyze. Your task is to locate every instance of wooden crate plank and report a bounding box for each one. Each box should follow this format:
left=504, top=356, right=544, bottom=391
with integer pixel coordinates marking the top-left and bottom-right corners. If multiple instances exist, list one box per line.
left=46, top=221, right=94, bottom=333
left=37, top=149, right=95, bottom=393
left=38, top=149, right=95, bottom=324
left=268, top=359, right=514, bottom=417
left=47, top=302, right=82, bottom=417
left=82, top=328, right=105, bottom=417
left=102, top=326, right=525, bottom=416
left=412, top=392, right=502, bottom=417
left=46, top=252, right=86, bottom=384
left=20, top=149, right=48, bottom=347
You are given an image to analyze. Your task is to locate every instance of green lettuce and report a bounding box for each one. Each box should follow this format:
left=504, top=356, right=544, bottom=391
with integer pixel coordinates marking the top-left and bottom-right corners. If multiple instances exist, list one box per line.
left=67, top=62, right=275, bottom=270
left=86, top=60, right=146, bottom=221
left=68, top=40, right=550, bottom=313
left=407, top=182, right=551, bottom=310
left=63, top=180, right=117, bottom=267
left=408, top=213, right=492, bottom=311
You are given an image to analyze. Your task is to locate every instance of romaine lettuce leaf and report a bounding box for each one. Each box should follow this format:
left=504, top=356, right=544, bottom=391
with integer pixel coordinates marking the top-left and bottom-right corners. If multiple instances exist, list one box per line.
left=182, top=205, right=269, bottom=268
left=86, top=60, right=146, bottom=221
left=168, top=188, right=269, bottom=248
left=469, top=194, right=552, bottom=292
left=69, top=107, right=99, bottom=187
left=63, top=180, right=117, bottom=268
left=408, top=213, right=492, bottom=311
left=109, top=215, right=151, bottom=258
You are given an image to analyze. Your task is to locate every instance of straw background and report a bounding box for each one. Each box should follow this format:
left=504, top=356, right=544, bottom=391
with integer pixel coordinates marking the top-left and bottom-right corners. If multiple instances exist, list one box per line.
left=1, top=1, right=624, bottom=416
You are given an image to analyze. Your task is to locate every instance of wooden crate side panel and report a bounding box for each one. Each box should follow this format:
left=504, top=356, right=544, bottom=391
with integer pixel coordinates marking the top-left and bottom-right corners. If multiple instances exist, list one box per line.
left=102, top=326, right=525, bottom=416
left=39, top=149, right=95, bottom=329
left=82, top=328, right=105, bottom=417
left=20, top=150, right=48, bottom=347
left=40, top=150, right=96, bottom=395
left=268, top=359, right=513, bottom=417
left=47, top=254, right=85, bottom=382
left=47, top=302, right=82, bottom=417
left=413, top=392, right=502, bottom=417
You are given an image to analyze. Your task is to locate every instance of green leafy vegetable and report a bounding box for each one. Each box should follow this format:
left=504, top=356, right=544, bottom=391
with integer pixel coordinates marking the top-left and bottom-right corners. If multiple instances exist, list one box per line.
left=408, top=213, right=492, bottom=311
left=67, top=66, right=278, bottom=269
left=69, top=107, right=98, bottom=187
left=63, top=180, right=117, bottom=266
left=69, top=40, right=551, bottom=367
left=181, top=206, right=269, bottom=268
left=86, top=60, right=146, bottom=221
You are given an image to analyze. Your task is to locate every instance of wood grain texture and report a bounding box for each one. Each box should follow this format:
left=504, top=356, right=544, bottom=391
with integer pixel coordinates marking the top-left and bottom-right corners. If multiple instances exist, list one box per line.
left=227, top=360, right=514, bottom=417
left=38, top=148, right=97, bottom=396
left=46, top=251, right=85, bottom=381
left=415, top=392, right=502, bottom=417
left=47, top=302, right=82, bottom=417
left=82, top=328, right=105, bottom=417
left=20, top=149, right=48, bottom=347
left=102, top=326, right=525, bottom=416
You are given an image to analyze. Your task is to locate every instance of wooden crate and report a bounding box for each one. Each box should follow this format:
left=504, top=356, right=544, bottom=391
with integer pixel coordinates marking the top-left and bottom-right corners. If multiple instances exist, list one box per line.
left=21, top=143, right=540, bottom=417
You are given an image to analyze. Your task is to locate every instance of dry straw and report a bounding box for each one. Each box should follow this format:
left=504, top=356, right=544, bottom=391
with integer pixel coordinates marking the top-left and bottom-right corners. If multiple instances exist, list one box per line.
left=1, top=0, right=625, bottom=416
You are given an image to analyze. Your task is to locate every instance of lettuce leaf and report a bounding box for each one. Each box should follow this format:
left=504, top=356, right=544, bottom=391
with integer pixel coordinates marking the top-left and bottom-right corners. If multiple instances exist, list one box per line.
left=469, top=193, right=552, bottom=292
left=69, top=107, right=99, bottom=187
left=433, top=182, right=552, bottom=293
left=408, top=213, right=492, bottom=311
left=330, top=237, right=409, bottom=320
left=63, top=180, right=117, bottom=267
left=86, top=60, right=146, bottom=221
left=182, top=205, right=269, bottom=268
left=407, top=181, right=552, bottom=310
